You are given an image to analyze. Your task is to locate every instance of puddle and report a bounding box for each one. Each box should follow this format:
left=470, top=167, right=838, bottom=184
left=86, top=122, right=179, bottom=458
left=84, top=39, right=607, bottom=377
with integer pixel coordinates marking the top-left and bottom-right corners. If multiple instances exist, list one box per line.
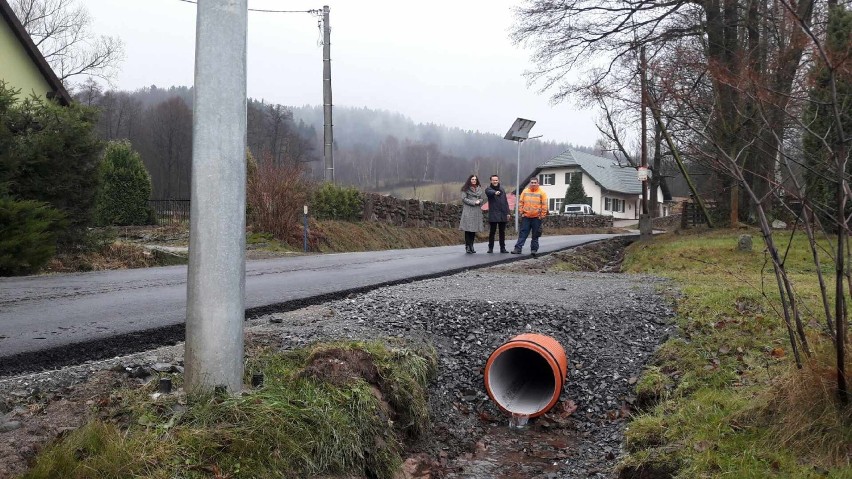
left=443, top=416, right=580, bottom=478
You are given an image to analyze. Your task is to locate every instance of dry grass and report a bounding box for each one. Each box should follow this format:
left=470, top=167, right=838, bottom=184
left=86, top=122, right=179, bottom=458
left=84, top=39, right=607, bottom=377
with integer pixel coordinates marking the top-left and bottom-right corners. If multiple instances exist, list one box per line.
left=313, top=220, right=462, bottom=252
left=751, top=347, right=852, bottom=467
left=45, top=242, right=186, bottom=273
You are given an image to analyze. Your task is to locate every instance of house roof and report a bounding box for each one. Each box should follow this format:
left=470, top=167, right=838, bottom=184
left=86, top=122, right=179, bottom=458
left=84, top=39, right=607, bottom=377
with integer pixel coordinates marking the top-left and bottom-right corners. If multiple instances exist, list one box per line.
left=536, top=148, right=642, bottom=195
left=0, top=0, right=71, bottom=105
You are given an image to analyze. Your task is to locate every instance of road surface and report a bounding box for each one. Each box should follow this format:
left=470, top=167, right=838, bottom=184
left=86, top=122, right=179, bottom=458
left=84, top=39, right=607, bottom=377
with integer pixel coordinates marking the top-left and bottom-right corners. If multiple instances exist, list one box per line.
left=0, top=234, right=624, bottom=373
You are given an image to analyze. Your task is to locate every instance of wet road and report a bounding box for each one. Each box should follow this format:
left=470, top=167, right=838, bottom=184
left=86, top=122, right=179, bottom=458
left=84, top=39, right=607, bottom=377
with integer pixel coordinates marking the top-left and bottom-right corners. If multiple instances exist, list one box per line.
left=0, top=234, right=622, bottom=362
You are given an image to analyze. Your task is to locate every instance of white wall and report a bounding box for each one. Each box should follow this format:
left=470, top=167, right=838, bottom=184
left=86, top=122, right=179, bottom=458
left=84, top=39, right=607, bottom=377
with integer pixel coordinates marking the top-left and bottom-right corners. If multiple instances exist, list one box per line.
left=535, top=167, right=665, bottom=219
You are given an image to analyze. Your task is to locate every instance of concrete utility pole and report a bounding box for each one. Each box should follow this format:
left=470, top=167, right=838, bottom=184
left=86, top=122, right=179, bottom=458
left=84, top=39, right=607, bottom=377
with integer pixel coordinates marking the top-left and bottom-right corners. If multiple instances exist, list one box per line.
left=185, top=0, right=248, bottom=394
left=322, top=5, right=334, bottom=183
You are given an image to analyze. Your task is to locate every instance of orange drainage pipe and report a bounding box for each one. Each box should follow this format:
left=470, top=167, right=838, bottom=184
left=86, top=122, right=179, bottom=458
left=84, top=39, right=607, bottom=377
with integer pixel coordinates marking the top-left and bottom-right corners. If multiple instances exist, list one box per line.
left=484, top=333, right=568, bottom=418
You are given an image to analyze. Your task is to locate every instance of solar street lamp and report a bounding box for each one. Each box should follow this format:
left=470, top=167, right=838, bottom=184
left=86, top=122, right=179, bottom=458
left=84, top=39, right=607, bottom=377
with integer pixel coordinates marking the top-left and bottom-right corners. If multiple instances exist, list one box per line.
left=504, top=118, right=537, bottom=232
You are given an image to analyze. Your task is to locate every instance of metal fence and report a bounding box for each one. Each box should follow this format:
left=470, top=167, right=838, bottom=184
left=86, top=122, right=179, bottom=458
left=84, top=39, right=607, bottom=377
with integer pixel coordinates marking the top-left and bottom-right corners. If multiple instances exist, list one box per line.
left=148, top=199, right=190, bottom=225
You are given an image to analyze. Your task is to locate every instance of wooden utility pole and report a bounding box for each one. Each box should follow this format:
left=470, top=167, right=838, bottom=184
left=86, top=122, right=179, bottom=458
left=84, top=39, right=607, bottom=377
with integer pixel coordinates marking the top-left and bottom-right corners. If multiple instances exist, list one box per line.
left=322, top=5, right=334, bottom=183
left=638, top=46, right=652, bottom=239
left=640, top=46, right=649, bottom=215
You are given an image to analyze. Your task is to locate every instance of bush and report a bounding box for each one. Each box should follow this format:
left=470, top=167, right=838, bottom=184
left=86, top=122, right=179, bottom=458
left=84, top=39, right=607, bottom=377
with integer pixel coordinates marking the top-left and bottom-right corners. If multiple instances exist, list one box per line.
left=311, top=182, right=362, bottom=221
left=246, top=157, right=313, bottom=245
left=0, top=197, right=65, bottom=275
left=94, top=141, right=153, bottom=226
left=0, top=81, right=103, bottom=246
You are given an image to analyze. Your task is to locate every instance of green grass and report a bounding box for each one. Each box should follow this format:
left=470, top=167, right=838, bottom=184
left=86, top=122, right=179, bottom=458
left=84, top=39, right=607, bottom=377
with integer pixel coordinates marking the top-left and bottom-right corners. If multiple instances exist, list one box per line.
left=24, top=340, right=436, bottom=479
left=617, top=228, right=852, bottom=479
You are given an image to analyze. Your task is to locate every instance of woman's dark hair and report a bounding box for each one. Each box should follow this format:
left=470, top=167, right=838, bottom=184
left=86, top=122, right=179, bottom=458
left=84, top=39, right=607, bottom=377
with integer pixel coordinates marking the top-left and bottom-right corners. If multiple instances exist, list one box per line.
left=462, top=174, right=480, bottom=191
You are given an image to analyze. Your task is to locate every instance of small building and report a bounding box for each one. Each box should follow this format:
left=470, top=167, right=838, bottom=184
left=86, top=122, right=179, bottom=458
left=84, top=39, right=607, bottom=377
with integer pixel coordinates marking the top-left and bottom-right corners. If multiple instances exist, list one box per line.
left=523, top=148, right=670, bottom=219
left=0, top=0, right=70, bottom=104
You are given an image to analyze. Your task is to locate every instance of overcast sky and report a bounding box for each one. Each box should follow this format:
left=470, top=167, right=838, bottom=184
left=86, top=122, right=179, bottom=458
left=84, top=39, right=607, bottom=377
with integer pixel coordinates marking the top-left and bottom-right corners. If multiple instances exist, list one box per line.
left=83, top=0, right=598, bottom=146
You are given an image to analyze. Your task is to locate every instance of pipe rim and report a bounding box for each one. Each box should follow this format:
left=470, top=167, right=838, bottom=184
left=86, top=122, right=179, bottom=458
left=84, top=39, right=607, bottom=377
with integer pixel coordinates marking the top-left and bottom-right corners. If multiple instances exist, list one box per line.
left=484, top=339, right=565, bottom=418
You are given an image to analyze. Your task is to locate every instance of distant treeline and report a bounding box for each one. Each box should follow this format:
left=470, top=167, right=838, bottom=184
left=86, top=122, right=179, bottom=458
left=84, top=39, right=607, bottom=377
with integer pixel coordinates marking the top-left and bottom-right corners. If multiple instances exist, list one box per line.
left=75, top=81, right=594, bottom=198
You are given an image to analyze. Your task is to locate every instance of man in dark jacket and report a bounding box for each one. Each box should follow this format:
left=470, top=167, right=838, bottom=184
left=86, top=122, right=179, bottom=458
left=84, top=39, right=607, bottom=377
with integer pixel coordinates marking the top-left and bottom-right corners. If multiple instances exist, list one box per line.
left=485, top=174, right=511, bottom=253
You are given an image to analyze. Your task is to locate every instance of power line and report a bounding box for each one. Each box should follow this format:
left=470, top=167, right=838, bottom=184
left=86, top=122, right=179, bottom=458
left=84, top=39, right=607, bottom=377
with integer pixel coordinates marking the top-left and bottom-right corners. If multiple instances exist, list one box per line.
left=176, top=0, right=320, bottom=14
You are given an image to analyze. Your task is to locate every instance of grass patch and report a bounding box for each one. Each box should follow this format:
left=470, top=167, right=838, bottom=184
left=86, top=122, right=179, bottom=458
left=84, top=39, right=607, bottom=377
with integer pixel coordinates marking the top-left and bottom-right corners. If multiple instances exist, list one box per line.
left=24, top=340, right=436, bottom=479
left=618, top=228, right=852, bottom=478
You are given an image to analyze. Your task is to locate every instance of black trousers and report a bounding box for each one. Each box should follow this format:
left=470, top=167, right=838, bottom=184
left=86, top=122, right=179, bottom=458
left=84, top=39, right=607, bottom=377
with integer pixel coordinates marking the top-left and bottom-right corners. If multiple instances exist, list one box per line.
left=488, top=222, right=506, bottom=250
left=464, top=231, right=476, bottom=248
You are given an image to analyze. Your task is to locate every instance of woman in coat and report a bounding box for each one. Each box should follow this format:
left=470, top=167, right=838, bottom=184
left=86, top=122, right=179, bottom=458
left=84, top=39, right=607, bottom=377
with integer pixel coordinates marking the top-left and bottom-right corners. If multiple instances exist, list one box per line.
left=458, top=174, right=485, bottom=253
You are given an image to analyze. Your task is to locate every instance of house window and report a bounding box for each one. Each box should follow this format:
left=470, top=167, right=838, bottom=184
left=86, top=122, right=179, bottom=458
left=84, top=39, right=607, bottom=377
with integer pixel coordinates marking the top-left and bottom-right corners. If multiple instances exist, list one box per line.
left=539, top=173, right=555, bottom=186
left=604, top=197, right=625, bottom=213
left=549, top=198, right=564, bottom=213
left=565, top=172, right=582, bottom=184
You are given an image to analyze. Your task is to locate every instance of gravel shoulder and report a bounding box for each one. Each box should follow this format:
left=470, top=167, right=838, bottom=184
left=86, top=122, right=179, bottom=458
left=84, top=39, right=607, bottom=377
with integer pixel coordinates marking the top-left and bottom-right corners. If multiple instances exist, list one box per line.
left=0, top=241, right=675, bottom=478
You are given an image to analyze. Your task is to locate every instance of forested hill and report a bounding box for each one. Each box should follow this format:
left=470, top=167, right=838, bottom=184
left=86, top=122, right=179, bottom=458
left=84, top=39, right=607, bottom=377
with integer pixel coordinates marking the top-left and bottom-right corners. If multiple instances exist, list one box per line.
left=292, top=105, right=594, bottom=189
left=75, top=82, right=596, bottom=196
left=292, top=105, right=586, bottom=159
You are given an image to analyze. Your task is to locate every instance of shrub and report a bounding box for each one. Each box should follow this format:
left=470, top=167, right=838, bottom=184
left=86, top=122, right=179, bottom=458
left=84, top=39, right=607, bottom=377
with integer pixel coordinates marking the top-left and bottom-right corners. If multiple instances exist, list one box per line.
left=94, top=141, right=153, bottom=226
left=311, top=182, right=362, bottom=221
left=0, top=197, right=65, bottom=275
left=0, top=81, right=103, bottom=246
left=246, top=156, right=314, bottom=245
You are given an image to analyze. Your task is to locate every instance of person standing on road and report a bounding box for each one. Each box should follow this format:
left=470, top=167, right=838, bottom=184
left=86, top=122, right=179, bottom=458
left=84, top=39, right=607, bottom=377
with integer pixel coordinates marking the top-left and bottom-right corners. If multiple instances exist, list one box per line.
left=511, top=177, right=548, bottom=257
left=485, top=174, right=510, bottom=254
left=459, top=174, right=485, bottom=254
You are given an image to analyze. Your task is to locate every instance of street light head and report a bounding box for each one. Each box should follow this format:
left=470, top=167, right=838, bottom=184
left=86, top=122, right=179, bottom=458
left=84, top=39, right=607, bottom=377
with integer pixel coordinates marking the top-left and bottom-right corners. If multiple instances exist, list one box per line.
left=504, top=118, right=536, bottom=141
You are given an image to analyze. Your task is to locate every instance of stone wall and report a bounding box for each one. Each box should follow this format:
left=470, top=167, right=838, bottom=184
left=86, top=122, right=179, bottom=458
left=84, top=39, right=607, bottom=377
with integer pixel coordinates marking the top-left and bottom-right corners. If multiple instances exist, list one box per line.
left=652, top=214, right=681, bottom=230
left=361, top=193, right=463, bottom=228
left=361, top=193, right=614, bottom=229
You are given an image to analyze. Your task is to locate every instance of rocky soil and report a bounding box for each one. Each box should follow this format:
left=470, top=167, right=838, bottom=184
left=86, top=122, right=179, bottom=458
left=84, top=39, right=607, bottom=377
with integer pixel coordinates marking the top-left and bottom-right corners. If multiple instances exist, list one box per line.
left=0, top=238, right=675, bottom=478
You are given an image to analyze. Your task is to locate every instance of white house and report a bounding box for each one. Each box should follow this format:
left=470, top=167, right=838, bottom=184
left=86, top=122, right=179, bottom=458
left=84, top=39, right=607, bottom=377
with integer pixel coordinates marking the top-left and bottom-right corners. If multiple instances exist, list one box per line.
left=524, top=149, right=670, bottom=220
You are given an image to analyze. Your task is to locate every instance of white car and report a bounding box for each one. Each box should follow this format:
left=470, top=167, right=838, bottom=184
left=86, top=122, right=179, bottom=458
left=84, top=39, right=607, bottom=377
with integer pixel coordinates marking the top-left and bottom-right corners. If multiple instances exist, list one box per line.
left=563, top=204, right=594, bottom=215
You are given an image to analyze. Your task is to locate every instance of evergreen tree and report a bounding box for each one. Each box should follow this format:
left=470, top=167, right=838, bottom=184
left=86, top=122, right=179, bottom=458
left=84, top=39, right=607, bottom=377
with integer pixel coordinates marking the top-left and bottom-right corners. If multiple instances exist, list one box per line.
left=0, top=82, right=103, bottom=245
left=802, top=6, right=852, bottom=227
left=0, top=197, right=64, bottom=275
left=563, top=172, right=588, bottom=208
left=95, top=140, right=153, bottom=226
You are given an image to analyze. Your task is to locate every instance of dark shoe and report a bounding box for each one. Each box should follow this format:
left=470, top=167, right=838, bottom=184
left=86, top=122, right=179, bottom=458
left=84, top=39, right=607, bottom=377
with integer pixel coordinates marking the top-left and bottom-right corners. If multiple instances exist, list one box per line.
left=470, top=247, right=477, bottom=253
left=465, top=245, right=472, bottom=254
left=531, top=251, right=538, bottom=258
left=511, top=249, right=521, bottom=254
left=500, top=248, right=510, bottom=253
left=487, top=249, right=494, bottom=254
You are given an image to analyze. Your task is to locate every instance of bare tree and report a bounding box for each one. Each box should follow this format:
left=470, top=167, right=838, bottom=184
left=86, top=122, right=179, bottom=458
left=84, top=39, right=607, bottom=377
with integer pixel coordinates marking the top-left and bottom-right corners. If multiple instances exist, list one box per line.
left=513, top=0, right=815, bottom=221
left=11, top=0, right=124, bottom=84
left=142, top=97, right=192, bottom=199
left=514, top=0, right=851, bottom=402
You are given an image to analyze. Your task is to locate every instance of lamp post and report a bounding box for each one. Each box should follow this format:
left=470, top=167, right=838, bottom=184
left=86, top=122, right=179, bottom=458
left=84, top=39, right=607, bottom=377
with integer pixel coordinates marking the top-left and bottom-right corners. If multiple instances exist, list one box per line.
left=503, top=118, right=538, bottom=232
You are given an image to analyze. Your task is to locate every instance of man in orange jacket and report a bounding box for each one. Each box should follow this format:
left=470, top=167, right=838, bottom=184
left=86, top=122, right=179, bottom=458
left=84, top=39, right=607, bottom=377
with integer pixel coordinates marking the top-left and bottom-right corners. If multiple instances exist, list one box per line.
left=511, top=177, right=548, bottom=257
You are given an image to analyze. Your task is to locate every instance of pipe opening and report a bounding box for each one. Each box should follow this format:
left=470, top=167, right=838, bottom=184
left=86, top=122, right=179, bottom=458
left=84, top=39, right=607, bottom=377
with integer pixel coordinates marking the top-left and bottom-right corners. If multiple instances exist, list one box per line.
left=487, top=347, right=556, bottom=415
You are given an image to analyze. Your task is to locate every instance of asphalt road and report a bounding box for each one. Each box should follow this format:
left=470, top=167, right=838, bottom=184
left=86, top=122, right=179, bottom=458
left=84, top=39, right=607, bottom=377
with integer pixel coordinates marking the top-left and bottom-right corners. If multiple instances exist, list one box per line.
left=0, top=234, right=623, bottom=369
